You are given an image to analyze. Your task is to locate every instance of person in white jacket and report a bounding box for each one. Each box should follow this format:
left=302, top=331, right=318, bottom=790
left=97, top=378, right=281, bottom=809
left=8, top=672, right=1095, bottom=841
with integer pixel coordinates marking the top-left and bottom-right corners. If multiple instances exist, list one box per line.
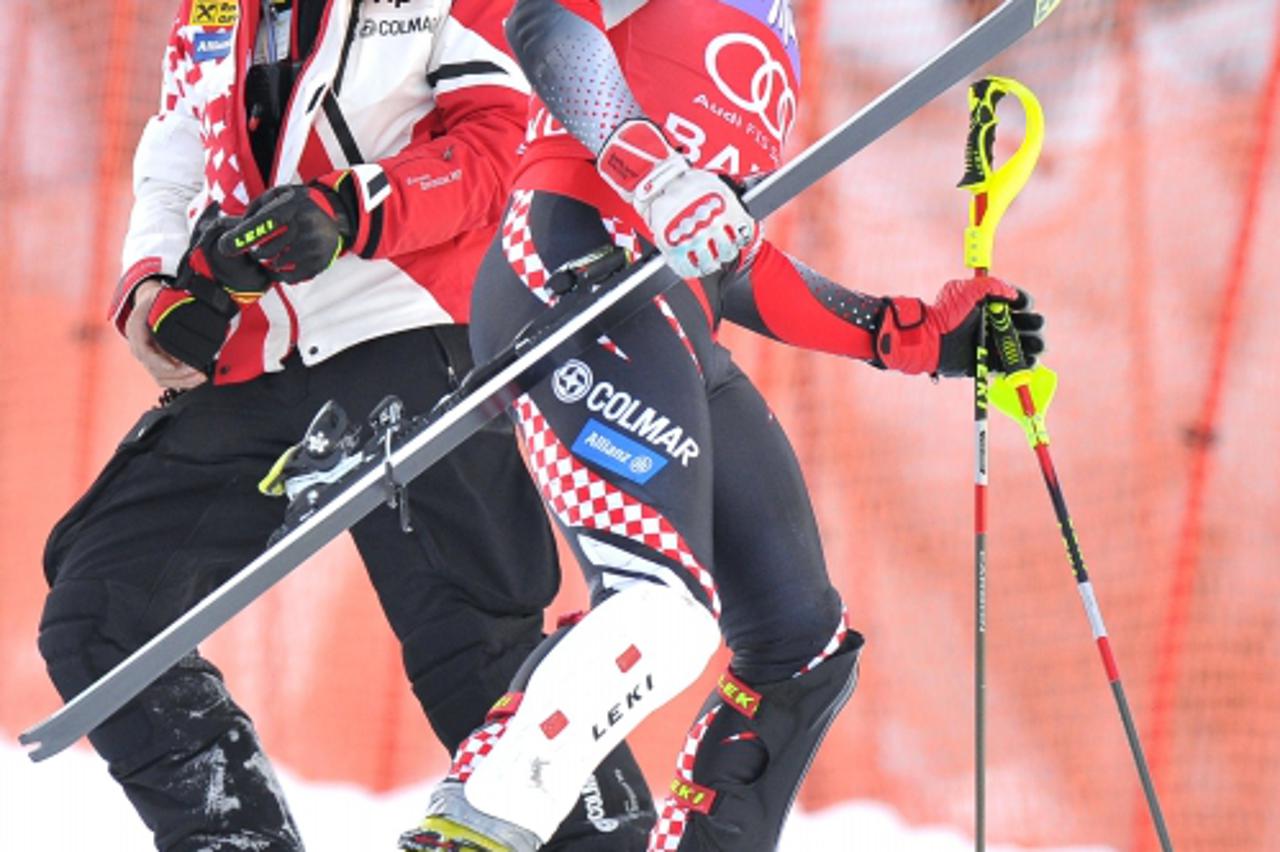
left=36, top=0, right=653, bottom=848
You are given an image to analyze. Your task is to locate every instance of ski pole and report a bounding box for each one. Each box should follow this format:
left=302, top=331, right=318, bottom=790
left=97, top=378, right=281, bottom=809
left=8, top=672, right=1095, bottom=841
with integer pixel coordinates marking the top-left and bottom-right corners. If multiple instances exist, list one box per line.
left=956, top=75, right=1045, bottom=851
left=986, top=303, right=1173, bottom=849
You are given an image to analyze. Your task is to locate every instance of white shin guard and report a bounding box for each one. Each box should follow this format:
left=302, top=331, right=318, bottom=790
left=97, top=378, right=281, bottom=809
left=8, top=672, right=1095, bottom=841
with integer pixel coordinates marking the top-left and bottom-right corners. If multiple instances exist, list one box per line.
left=464, top=581, right=720, bottom=843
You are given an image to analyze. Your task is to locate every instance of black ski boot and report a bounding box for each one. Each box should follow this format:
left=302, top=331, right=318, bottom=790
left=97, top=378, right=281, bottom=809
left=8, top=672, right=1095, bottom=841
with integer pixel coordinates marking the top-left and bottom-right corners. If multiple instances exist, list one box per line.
left=260, top=400, right=365, bottom=534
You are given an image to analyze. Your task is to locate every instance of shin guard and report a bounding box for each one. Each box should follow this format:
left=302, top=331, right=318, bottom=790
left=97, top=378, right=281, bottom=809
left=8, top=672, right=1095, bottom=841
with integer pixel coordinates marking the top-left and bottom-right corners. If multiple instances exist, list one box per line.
left=650, top=632, right=864, bottom=851
left=463, top=582, right=721, bottom=843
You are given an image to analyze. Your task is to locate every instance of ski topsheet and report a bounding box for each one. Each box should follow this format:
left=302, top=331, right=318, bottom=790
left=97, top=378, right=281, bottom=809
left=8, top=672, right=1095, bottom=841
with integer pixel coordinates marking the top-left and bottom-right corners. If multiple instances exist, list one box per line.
left=21, top=0, right=1066, bottom=762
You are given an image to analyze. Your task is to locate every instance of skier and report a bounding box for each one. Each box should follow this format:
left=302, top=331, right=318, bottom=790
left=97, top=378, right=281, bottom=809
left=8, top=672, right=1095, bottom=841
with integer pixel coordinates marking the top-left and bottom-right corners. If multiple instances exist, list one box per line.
left=399, top=0, right=1045, bottom=850
left=36, top=0, right=652, bottom=849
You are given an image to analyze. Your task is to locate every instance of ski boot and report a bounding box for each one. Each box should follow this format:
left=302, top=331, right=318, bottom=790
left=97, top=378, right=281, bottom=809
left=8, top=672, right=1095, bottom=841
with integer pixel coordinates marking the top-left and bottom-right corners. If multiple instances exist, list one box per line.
left=261, top=396, right=420, bottom=543
left=260, top=400, right=366, bottom=534
left=399, top=781, right=541, bottom=852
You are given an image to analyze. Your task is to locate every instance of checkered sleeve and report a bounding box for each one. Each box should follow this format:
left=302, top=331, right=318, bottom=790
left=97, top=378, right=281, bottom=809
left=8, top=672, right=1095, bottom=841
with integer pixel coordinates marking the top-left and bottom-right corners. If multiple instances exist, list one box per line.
left=111, top=0, right=206, bottom=334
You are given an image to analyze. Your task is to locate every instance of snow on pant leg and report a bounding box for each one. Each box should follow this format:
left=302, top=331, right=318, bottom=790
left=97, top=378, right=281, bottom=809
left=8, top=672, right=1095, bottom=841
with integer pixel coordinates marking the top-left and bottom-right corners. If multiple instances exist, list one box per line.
left=458, top=192, right=725, bottom=843
left=37, top=383, right=306, bottom=852
left=646, top=347, right=860, bottom=851
left=329, top=329, right=561, bottom=754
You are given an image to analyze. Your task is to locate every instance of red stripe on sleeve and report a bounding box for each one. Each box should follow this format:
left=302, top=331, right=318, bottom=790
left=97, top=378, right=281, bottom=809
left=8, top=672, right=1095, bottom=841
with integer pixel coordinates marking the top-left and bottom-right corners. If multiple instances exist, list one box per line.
left=749, top=241, right=876, bottom=360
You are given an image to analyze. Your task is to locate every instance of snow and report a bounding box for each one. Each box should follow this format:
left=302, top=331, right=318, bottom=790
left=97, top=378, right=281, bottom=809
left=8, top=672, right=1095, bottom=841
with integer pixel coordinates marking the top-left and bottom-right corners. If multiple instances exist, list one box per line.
left=0, top=740, right=1115, bottom=851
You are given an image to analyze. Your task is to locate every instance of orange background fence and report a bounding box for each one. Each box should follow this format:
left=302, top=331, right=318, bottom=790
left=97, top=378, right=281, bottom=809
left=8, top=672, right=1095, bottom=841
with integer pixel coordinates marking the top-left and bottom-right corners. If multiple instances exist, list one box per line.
left=2, top=1, right=1278, bottom=849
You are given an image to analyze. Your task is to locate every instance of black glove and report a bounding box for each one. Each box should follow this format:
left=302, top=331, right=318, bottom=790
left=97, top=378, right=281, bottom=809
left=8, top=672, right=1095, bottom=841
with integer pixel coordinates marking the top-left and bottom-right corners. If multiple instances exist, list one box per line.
left=978, top=287, right=1045, bottom=375
left=147, top=212, right=274, bottom=372
left=220, top=174, right=357, bottom=283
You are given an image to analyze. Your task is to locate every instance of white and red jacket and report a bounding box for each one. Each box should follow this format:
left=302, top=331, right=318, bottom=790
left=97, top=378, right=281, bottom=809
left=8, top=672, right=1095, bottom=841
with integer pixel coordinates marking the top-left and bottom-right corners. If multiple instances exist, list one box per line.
left=113, top=0, right=530, bottom=384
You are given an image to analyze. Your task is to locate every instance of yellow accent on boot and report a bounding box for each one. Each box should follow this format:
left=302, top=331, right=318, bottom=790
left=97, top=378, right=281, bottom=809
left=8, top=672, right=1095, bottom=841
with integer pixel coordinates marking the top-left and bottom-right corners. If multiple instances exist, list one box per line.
left=399, top=815, right=513, bottom=851
left=258, top=445, right=298, bottom=497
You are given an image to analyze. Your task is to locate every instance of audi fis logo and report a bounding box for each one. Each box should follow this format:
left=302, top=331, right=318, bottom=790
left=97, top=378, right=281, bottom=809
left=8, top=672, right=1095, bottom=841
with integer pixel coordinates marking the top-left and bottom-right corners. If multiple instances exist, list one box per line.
left=703, top=31, right=797, bottom=145
left=553, top=359, right=594, bottom=404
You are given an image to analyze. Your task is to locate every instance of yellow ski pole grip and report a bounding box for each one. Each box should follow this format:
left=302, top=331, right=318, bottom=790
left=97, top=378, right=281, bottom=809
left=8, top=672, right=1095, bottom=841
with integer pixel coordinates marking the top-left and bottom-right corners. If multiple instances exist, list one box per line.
left=958, top=76, right=1045, bottom=271
left=957, top=77, right=1057, bottom=444
left=987, top=297, right=1059, bottom=447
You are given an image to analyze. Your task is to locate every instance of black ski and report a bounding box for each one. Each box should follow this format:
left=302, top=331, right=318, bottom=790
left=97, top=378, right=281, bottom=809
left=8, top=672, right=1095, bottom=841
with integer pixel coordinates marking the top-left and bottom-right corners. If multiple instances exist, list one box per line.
left=20, top=0, right=1065, bottom=762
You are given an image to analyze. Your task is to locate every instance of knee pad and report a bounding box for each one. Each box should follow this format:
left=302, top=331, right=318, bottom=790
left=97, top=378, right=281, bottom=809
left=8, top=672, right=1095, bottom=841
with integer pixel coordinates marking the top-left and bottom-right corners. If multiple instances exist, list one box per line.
left=38, top=579, right=156, bottom=768
left=464, top=581, right=720, bottom=843
left=39, top=584, right=300, bottom=849
left=652, top=631, right=865, bottom=851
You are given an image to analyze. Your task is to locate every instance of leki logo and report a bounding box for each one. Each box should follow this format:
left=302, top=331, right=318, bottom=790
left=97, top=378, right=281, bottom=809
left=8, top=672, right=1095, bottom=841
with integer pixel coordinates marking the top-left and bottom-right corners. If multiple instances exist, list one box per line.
left=704, top=32, right=797, bottom=144
left=233, top=219, right=277, bottom=249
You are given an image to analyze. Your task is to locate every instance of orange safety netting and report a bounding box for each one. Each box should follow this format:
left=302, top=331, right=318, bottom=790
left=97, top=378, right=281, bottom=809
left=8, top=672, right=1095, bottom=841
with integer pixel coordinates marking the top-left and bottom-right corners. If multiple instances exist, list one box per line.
left=1, top=1, right=1277, bottom=849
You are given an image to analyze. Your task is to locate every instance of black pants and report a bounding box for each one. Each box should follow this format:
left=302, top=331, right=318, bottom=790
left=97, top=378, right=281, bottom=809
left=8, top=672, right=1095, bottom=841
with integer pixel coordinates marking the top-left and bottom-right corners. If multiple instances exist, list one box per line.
left=38, top=327, right=560, bottom=851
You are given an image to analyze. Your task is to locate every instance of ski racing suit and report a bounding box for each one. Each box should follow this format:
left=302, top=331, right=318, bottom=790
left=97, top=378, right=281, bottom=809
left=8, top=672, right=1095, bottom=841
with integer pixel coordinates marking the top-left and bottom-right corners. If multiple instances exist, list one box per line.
left=402, top=0, right=1043, bottom=849
left=37, top=0, right=652, bottom=849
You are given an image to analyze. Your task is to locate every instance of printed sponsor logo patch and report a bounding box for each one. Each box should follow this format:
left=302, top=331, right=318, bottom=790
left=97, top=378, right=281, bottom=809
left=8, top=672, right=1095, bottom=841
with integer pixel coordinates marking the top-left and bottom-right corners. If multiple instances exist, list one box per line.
left=572, top=419, right=668, bottom=485
left=189, top=0, right=239, bottom=28
left=552, top=359, right=593, bottom=404
left=357, top=15, right=438, bottom=37
left=192, top=31, right=233, bottom=62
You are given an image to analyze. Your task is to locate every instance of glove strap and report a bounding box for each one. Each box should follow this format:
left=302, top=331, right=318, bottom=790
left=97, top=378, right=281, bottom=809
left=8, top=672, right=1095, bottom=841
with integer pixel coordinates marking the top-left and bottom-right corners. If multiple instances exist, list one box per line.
left=597, top=119, right=688, bottom=204
left=872, top=296, right=929, bottom=373
left=174, top=257, right=237, bottom=317
left=310, top=171, right=358, bottom=245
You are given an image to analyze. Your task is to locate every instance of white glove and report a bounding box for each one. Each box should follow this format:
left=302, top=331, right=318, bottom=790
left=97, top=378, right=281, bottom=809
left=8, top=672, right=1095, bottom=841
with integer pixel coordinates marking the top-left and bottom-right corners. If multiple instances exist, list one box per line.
left=597, top=119, right=759, bottom=278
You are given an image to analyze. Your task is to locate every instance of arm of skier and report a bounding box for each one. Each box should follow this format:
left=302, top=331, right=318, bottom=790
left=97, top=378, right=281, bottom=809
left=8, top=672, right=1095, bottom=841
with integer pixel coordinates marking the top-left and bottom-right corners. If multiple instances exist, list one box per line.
left=506, top=0, right=758, bottom=277
left=112, top=3, right=208, bottom=387
left=223, top=0, right=529, bottom=280
left=724, top=240, right=1045, bottom=377
left=340, top=0, right=532, bottom=258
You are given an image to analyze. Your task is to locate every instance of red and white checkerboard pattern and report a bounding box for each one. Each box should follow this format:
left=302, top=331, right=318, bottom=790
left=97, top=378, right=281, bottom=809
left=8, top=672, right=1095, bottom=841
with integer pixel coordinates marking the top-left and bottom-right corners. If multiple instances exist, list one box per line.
left=504, top=193, right=631, bottom=359
left=512, top=395, right=721, bottom=617
left=163, top=31, right=250, bottom=217
left=446, top=717, right=510, bottom=783
left=501, top=189, right=555, bottom=305
left=593, top=215, right=643, bottom=360
left=647, top=705, right=723, bottom=851
left=602, top=216, right=642, bottom=259
left=795, top=604, right=850, bottom=677
left=653, top=294, right=702, bottom=376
